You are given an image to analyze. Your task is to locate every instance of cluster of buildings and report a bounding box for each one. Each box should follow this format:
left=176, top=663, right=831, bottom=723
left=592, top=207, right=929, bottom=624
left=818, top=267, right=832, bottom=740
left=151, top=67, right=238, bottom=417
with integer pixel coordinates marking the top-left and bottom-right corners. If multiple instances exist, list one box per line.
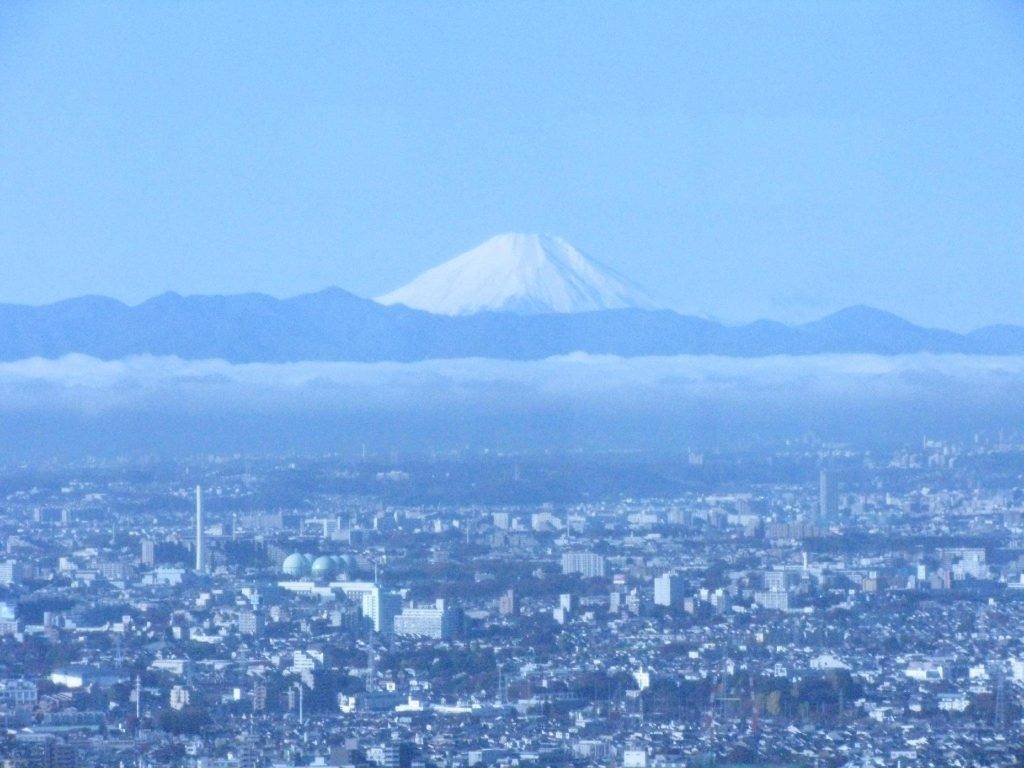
left=1, top=439, right=1024, bottom=766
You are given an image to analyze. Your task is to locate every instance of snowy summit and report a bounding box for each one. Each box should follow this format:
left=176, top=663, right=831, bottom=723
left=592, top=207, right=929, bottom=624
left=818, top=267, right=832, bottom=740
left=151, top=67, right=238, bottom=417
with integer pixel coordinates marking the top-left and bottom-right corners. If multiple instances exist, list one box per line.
left=376, top=233, right=659, bottom=316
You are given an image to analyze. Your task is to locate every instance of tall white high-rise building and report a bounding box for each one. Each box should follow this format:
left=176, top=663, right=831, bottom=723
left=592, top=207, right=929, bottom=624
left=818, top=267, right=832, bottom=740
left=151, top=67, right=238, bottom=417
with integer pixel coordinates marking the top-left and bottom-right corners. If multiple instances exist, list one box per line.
left=195, top=485, right=206, bottom=574
left=355, top=585, right=402, bottom=635
left=653, top=572, right=685, bottom=608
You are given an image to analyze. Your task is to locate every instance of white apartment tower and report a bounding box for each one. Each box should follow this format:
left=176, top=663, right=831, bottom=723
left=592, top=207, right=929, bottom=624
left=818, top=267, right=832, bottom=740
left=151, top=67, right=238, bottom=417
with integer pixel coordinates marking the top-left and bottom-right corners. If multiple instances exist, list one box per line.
left=561, top=551, right=606, bottom=579
left=653, top=572, right=685, bottom=608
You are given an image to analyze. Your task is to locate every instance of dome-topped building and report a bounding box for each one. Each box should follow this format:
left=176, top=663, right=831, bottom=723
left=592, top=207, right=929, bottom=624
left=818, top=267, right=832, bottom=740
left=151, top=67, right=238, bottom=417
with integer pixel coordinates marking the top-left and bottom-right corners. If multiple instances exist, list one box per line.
left=282, top=552, right=310, bottom=578
left=311, top=555, right=337, bottom=580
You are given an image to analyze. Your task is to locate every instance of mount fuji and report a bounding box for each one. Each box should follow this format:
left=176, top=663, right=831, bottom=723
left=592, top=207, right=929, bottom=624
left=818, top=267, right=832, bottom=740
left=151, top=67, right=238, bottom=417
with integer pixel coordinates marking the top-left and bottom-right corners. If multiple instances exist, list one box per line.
left=376, top=233, right=659, bottom=315
left=2, top=233, right=1024, bottom=361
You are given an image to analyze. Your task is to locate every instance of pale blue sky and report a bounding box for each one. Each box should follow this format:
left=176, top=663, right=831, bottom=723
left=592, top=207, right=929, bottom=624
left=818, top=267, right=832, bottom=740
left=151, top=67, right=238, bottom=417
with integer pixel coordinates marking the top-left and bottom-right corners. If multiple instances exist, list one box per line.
left=1, top=1, right=1022, bottom=329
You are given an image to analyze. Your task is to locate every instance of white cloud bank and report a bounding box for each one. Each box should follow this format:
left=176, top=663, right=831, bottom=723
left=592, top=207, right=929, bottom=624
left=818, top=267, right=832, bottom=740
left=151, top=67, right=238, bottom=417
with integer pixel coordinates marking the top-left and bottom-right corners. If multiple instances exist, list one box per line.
left=0, top=353, right=1021, bottom=456
left=3, top=351, right=1023, bottom=395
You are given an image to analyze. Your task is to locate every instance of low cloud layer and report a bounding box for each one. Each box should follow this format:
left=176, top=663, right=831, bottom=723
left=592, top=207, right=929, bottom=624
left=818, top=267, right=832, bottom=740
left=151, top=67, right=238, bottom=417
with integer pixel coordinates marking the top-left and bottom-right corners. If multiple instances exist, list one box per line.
left=1, top=353, right=1022, bottom=457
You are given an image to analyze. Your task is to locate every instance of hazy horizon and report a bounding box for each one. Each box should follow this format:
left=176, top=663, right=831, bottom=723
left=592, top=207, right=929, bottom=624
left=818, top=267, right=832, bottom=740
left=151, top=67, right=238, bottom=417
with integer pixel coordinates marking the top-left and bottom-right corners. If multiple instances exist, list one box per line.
left=0, top=350, right=1021, bottom=459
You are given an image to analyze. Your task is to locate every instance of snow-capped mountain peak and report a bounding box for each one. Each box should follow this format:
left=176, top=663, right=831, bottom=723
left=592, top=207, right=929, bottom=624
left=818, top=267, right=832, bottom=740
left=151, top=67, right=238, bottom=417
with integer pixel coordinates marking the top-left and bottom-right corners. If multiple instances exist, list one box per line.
left=376, top=233, right=659, bottom=316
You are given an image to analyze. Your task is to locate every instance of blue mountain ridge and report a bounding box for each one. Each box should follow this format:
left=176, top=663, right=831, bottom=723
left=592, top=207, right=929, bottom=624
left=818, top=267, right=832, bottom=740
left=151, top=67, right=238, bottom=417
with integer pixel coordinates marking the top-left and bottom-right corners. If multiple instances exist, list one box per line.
left=0, top=289, right=1019, bottom=362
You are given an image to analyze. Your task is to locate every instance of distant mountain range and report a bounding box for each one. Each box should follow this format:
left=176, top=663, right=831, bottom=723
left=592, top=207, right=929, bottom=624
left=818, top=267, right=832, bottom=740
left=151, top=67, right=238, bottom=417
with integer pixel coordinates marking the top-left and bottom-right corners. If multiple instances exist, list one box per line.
left=1, top=289, right=1023, bottom=362
left=3, top=233, right=1022, bottom=362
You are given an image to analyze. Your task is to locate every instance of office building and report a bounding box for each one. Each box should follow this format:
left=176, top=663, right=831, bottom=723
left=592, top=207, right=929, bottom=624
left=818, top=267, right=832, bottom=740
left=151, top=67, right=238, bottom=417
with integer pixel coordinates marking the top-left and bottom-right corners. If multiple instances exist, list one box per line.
left=393, top=599, right=460, bottom=640
left=819, top=469, right=838, bottom=520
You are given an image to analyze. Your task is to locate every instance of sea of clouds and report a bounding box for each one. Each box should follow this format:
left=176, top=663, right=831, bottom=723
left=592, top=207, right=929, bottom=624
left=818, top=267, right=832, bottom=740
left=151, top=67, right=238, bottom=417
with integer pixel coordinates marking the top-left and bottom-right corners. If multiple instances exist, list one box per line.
left=1, top=353, right=1021, bottom=457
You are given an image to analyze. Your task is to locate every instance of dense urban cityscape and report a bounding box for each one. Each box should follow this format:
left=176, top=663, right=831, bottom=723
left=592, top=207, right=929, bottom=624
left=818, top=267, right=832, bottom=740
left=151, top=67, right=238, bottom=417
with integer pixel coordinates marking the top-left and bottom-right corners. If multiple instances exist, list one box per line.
left=4, top=2, right=1022, bottom=767
left=2, top=438, right=1024, bottom=767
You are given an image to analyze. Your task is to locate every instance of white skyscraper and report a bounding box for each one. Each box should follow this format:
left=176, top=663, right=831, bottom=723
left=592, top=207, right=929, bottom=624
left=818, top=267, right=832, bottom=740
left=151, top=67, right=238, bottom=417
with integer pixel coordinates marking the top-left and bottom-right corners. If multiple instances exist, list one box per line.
left=360, top=586, right=401, bottom=635
left=653, top=572, right=685, bottom=608
left=195, top=485, right=205, bottom=574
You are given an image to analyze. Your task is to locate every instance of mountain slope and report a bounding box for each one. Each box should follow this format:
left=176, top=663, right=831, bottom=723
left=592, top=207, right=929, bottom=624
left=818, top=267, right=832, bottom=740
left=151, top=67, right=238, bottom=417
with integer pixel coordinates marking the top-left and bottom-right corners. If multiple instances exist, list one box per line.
left=966, top=324, right=1024, bottom=355
left=1, top=292, right=1023, bottom=363
left=798, top=305, right=966, bottom=354
left=376, top=233, right=659, bottom=315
